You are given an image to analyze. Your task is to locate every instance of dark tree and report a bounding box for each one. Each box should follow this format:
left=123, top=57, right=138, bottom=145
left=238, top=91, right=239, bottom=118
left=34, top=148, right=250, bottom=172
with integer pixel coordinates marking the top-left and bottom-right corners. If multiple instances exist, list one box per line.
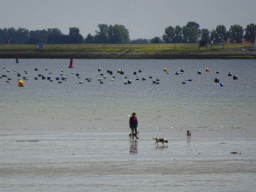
left=162, top=26, right=175, bottom=43
left=68, top=27, right=83, bottom=43
left=182, top=26, right=189, bottom=43
left=47, top=28, right=62, bottom=36
left=201, top=29, right=210, bottom=43
left=15, top=28, right=29, bottom=44
left=174, top=26, right=182, bottom=43
left=108, top=25, right=114, bottom=43
left=185, top=21, right=200, bottom=43
left=186, top=21, right=200, bottom=29
left=0, top=28, right=7, bottom=43
left=29, top=29, right=48, bottom=43
left=25, top=36, right=42, bottom=44
left=216, top=25, right=226, bottom=42
left=46, top=27, right=83, bottom=44
left=110, top=25, right=129, bottom=44
left=150, top=37, right=162, bottom=43
left=94, top=24, right=109, bottom=44
left=210, top=29, right=218, bottom=41
left=225, top=31, right=230, bottom=41
left=130, top=38, right=149, bottom=44
left=229, top=24, right=244, bottom=43
left=0, top=27, right=29, bottom=44
left=47, top=34, right=61, bottom=44
left=69, top=27, right=80, bottom=36
left=46, top=28, right=62, bottom=44
left=69, top=28, right=83, bottom=44
left=94, top=24, right=129, bottom=44
left=84, top=33, right=95, bottom=44
left=6, top=27, right=16, bottom=43
left=244, top=23, right=256, bottom=43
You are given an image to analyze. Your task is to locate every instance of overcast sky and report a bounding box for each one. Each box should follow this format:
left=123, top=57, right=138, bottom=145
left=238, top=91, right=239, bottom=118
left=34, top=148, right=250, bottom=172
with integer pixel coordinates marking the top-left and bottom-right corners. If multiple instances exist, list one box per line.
left=0, top=0, right=255, bottom=40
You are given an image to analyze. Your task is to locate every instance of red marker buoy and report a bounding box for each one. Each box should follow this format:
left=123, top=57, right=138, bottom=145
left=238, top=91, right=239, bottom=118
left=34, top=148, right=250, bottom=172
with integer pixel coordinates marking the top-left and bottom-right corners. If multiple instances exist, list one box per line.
left=68, top=56, right=74, bottom=68
left=16, top=55, right=19, bottom=63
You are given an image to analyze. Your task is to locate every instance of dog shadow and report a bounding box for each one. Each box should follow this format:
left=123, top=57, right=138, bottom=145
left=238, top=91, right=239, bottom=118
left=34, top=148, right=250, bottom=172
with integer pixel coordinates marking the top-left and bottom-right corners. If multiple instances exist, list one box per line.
left=129, top=140, right=138, bottom=154
left=187, top=136, right=191, bottom=145
left=155, top=144, right=168, bottom=149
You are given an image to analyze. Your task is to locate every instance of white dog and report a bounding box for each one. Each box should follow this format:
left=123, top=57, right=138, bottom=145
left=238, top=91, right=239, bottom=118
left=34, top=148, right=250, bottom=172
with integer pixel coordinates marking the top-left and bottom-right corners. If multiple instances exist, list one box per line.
left=153, top=138, right=168, bottom=145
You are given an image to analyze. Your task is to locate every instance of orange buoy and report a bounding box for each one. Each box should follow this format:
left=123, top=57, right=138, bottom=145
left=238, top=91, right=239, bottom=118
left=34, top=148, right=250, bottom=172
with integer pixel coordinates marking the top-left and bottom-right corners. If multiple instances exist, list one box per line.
left=163, top=68, right=167, bottom=72
left=117, top=69, right=121, bottom=73
left=206, top=68, right=209, bottom=72
left=18, top=80, right=24, bottom=87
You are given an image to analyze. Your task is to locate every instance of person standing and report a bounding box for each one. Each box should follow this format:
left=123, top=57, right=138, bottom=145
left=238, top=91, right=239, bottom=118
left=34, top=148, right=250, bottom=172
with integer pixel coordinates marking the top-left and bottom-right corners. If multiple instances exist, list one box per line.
left=129, top=112, right=138, bottom=134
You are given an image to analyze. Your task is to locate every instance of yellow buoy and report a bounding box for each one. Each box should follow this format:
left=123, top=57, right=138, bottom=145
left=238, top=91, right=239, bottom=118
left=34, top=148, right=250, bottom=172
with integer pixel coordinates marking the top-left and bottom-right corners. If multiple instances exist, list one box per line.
left=18, top=80, right=24, bottom=87
left=117, top=69, right=121, bottom=73
left=163, top=68, right=167, bottom=72
left=206, top=68, right=209, bottom=72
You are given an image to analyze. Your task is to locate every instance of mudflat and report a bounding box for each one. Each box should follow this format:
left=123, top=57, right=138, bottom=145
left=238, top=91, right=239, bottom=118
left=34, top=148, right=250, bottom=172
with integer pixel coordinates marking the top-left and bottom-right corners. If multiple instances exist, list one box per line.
left=0, top=50, right=255, bottom=59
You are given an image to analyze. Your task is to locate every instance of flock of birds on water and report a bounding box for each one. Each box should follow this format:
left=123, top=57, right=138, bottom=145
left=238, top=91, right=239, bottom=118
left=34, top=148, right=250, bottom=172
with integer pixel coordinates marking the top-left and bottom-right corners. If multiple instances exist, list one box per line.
left=0, top=61, right=238, bottom=87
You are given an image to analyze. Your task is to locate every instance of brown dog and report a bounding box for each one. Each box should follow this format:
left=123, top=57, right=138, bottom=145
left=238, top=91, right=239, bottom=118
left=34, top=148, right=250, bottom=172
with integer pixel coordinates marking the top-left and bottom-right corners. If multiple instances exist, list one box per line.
left=153, top=138, right=168, bottom=145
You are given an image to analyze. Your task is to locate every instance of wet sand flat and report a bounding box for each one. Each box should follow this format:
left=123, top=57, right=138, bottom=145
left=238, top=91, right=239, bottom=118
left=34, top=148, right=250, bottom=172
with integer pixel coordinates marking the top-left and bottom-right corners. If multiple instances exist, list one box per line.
left=1, top=58, right=256, bottom=191
left=1, top=130, right=256, bottom=191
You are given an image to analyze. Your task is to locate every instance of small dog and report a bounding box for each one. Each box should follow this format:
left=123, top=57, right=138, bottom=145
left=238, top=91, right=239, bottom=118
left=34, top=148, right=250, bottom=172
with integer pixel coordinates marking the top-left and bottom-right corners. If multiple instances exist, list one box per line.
left=153, top=138, right=168, bottom=145
left=129, top=132, right=139, bottom=139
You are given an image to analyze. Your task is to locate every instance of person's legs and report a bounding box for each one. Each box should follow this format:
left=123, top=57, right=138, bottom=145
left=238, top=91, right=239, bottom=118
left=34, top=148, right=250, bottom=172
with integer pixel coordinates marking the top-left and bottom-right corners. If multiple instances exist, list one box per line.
left=134, top=126, right=137, bottom=134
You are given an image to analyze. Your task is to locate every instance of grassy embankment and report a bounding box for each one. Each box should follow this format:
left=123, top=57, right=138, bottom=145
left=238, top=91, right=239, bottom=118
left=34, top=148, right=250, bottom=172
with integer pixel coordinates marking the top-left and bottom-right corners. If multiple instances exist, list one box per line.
left=0, top=43, right=255, bottom=59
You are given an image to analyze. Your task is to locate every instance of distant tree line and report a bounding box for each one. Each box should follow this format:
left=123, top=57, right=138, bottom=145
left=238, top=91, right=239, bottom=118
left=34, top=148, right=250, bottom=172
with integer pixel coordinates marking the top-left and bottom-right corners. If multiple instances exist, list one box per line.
left=0, top=22, right=255, bottom=44
left=84, top=24, right=129, bottom=44
left=0, top=27, right=84, bottom=44
left=160, top=22, right=256, bottom=44
left=0, top=24, right=129, bottom=44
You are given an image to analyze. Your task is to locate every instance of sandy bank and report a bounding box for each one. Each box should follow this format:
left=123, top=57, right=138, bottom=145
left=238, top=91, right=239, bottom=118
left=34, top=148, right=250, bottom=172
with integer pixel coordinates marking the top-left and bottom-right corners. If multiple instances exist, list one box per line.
left=0, top=50, right=255, bottom=59
left=2, top=158, right=255, bottom=176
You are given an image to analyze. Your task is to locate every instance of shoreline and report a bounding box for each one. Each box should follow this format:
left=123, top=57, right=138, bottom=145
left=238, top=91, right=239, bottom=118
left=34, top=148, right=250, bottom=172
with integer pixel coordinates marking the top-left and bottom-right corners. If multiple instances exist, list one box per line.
left=0, top=50, right=255, bottom=59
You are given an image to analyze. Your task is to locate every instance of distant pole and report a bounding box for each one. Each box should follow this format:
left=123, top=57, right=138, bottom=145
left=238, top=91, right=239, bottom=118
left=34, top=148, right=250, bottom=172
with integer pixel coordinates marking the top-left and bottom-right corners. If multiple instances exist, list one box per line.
left=222, top=35, right=224, bottom=49
left=16, top=55, right=19, bottom=63
left=222, top=26, right=224, bottom=49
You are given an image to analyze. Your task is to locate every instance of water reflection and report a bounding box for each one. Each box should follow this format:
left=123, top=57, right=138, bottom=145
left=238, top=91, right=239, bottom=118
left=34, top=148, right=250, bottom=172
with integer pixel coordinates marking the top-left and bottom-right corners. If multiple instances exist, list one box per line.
left=129, top=140, right=138, bottom=154
left=187, top=136, right=191, bottom=146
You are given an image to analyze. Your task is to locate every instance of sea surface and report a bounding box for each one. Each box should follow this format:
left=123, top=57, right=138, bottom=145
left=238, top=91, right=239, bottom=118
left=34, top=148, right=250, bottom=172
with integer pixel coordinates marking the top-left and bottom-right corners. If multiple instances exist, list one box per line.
left=0, top=59, right=256, bottom=191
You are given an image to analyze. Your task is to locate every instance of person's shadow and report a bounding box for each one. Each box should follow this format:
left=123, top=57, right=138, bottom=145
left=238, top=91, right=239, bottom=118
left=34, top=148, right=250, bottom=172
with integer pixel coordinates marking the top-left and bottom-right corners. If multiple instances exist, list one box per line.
left=129, top=140, right=138, bottom=154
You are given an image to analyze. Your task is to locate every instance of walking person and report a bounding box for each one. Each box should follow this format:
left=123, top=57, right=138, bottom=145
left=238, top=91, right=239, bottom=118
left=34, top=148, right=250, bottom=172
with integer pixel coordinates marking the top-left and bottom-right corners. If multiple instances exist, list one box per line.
left=129, top=112, right=138, bottom=134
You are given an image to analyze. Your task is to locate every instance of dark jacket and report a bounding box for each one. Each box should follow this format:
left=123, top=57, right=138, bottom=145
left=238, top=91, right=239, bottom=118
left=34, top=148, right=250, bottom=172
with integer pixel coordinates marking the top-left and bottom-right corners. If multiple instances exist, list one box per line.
left=129, top=116, right=138, bottom=127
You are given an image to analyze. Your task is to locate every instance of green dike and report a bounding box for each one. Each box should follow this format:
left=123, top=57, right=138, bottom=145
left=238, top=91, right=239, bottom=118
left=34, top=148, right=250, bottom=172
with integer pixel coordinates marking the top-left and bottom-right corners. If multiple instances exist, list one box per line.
left=0, top=43, right=255, bottom=59
left=0, top=43, right=254, bottom=52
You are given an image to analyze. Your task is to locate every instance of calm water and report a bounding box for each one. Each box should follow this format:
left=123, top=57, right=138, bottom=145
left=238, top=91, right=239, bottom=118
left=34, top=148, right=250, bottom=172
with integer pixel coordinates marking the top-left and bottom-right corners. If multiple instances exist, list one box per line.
left=0, top=59, right=256, bottom=191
